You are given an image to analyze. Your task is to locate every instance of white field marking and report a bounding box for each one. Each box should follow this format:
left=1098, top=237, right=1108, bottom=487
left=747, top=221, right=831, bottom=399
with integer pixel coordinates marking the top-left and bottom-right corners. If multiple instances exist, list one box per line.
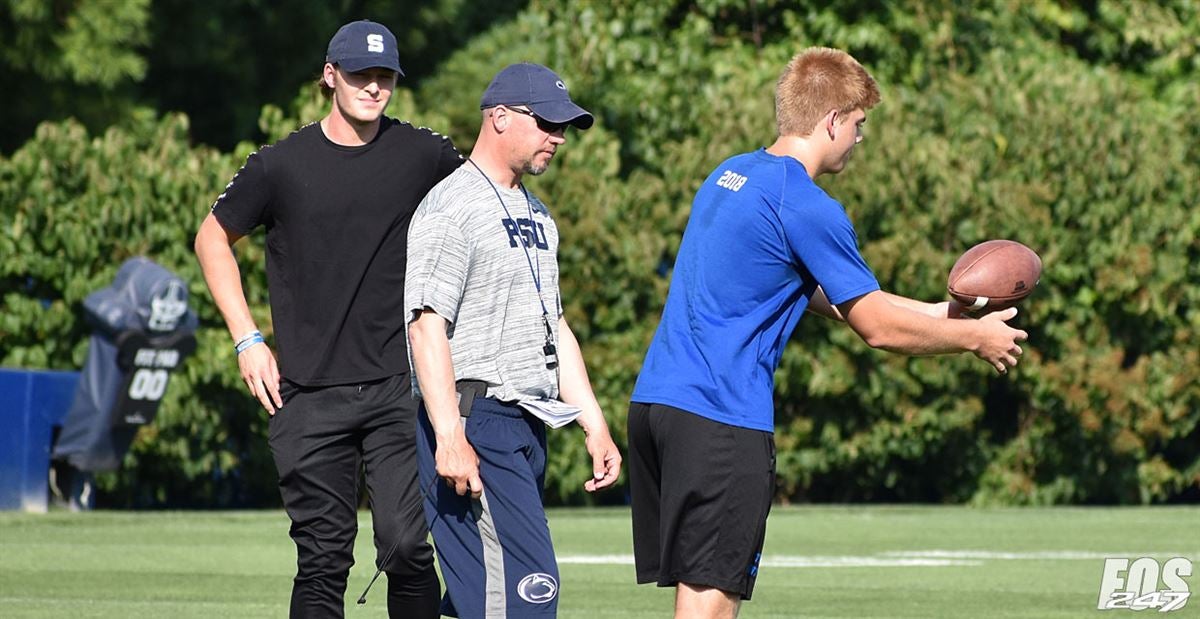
left=762, top=556, right=981, bottom=568
left=0, top=597, right=278, bottom=609
left=557, top=550, right=1200, bottom=568
left=555, top=554, right=980, bottom=568
left=885, top=550, right=1200, bottom=561
left=555, top=554, right=635, bottom=564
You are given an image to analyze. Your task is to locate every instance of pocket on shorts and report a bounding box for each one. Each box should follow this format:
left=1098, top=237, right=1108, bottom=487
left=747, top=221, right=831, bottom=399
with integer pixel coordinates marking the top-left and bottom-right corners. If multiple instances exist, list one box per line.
left=277, top=379, right=300, bottom=407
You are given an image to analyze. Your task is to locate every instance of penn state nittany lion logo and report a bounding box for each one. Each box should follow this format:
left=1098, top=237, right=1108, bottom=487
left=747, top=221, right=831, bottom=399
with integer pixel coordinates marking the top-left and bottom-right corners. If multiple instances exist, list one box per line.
left=517, top=572, right=558, bottom=604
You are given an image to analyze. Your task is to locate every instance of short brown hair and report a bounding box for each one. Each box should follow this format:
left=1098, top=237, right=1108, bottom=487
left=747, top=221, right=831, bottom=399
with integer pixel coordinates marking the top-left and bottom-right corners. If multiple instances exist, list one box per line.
left=775, top=48, right=880, bottom=137
left=316, top=71, right=334, bottom=99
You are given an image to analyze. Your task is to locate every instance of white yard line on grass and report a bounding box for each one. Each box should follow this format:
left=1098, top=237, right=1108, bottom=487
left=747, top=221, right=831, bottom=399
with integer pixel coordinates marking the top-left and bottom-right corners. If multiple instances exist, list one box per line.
left=885, top=550, right=1200, bottom=561
left=558, top=550, right=1199, bottom=568
left=556, top=554, right=980, bottom=568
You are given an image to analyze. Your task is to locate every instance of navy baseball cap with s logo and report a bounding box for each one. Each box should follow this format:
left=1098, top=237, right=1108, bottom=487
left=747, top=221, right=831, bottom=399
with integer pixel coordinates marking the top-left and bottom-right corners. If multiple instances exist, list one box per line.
left=325, top=20, right=404, bottom=75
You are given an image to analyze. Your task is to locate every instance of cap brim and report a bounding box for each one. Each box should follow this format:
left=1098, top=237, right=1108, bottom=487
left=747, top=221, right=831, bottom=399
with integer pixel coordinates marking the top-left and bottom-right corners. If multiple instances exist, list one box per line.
left=528, top=99, right=594, bottom=130
left=335, top=56, right=405, bottom=76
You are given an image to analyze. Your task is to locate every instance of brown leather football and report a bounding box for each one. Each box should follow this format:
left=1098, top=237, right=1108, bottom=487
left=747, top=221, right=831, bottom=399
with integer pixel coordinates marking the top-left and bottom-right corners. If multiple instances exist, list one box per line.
left=947, top=240, right=1042, bottom=312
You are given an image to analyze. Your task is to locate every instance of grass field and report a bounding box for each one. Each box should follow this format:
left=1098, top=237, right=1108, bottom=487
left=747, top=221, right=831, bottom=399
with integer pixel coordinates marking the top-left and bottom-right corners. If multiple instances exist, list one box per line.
left=1, top=506, right=1197, bottom=617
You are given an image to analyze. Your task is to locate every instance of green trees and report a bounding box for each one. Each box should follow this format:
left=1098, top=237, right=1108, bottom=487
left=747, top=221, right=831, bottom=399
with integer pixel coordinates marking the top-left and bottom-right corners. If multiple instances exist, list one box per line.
left=1, top=0, right=150, bottom=152
left=1, top=1, right=526, bottom=152
left=2, top=0, right=1196, bottom=506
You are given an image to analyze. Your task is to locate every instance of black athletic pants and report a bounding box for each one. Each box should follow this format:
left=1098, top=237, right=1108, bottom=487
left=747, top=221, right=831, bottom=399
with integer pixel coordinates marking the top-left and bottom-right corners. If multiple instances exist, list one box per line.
left=269, top=374, right=439, bottom=618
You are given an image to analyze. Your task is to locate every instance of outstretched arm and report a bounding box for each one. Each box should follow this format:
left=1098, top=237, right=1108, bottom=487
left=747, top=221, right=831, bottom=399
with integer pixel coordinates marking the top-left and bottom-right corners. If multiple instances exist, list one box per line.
left=409, top=309, right=483, bottom=498
left=556, top=317, right=622, bottom=492
left=194, top=212, right=282, bottom=412
left=837, top=290, right=1027, bottom=374
left=877, top=290, right=966, bottom=320
left=808, top=286, right=964, bottom=321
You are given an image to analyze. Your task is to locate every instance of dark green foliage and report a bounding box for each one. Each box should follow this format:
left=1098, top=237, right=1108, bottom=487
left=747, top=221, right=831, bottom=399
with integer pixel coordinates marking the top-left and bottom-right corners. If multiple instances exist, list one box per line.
left=1, top=0, right=150, bottom=153
left=0, top=1, right=526, bottom=152
left=138, top=0, right=528, bottom=150
left=2, top=0, right=1197, bottom=507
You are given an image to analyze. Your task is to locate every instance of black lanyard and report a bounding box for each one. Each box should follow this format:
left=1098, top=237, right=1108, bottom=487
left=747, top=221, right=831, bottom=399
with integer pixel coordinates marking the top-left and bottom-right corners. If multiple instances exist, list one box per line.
left=467, top=159, right=558, bottom=369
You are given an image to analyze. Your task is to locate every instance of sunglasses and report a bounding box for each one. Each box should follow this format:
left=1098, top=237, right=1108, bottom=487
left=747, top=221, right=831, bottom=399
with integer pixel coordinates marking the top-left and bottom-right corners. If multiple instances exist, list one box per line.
left=504, top=106, right=569, bottom=134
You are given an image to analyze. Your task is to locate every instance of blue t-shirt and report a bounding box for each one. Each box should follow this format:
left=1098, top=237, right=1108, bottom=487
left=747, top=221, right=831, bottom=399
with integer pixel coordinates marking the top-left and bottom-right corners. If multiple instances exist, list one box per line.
left=631, top=149, right=880, bottom=432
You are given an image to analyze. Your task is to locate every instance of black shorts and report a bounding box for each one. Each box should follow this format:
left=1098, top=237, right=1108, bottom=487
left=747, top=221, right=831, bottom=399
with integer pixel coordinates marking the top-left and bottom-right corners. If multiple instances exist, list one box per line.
left=627, top=401, right=776, bottom=600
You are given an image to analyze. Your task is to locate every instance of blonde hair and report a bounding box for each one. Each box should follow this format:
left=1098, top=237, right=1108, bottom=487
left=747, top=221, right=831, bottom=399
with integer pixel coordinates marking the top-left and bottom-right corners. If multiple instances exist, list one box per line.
left=775, top=48, right=880, bottom=137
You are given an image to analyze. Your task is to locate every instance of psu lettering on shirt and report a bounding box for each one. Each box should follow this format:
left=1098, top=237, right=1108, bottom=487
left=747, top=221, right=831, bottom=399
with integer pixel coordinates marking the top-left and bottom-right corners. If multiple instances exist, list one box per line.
left=502, top=217, right=549, bottom=249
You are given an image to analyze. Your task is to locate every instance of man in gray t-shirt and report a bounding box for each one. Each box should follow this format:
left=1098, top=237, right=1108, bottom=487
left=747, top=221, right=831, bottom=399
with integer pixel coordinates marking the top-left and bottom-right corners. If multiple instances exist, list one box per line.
left=406, top=166, right=561, bottom=403
left=405, top=63, right=622, bottom=618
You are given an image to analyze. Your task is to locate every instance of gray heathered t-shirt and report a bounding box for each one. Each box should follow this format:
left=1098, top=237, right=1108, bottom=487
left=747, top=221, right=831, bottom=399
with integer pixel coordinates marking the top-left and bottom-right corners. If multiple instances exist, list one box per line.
left=405, top=164, right=561, bottom=402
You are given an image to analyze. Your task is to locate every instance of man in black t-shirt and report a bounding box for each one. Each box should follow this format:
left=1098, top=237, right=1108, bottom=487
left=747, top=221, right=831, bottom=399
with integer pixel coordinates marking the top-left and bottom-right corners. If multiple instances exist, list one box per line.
left=194, top=20, right=461, bottom=618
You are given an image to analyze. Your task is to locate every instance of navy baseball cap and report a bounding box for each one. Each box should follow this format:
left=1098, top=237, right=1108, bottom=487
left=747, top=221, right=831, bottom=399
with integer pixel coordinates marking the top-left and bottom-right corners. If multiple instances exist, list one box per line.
left=325, top=20, right=404, bottom=75
left=480, top=63, right=594, bottom=129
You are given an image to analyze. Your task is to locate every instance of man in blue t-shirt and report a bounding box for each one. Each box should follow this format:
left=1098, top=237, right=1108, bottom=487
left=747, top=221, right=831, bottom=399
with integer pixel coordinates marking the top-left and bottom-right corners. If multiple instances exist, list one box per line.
left=628, top=47, right=1029, bottom=618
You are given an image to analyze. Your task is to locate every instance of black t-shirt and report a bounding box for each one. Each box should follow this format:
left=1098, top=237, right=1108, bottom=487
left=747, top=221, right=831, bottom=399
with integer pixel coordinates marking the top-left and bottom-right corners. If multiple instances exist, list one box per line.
left=212, top=118, right=463, bottom=386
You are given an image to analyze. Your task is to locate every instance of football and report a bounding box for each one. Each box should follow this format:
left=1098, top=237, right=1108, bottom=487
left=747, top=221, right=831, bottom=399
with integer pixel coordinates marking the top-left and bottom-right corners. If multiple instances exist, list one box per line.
left=947, top=240, right=1042, bottom=312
